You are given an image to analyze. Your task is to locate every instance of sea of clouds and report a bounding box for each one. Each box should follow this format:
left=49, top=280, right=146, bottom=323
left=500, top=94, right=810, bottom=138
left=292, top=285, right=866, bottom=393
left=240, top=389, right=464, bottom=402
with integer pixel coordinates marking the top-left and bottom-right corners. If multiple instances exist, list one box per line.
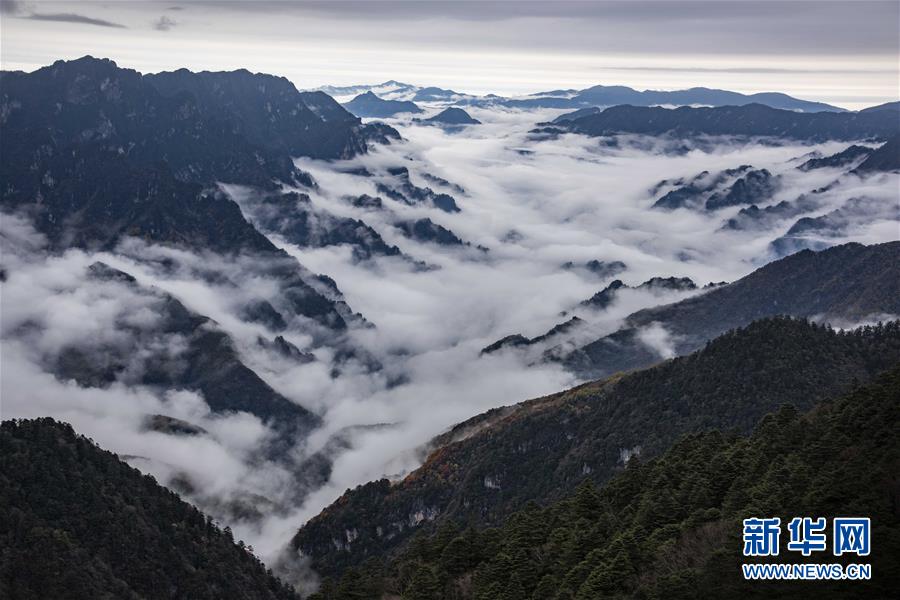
left=2, top=104, right=897, bottom=580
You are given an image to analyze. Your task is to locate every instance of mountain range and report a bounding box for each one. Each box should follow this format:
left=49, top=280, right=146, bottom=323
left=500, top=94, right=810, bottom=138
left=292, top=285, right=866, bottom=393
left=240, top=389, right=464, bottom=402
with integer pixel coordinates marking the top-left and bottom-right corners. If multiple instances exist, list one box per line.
left=314, top=81, right=849, bottom=112
left=540, top=103, right=900, bottom=142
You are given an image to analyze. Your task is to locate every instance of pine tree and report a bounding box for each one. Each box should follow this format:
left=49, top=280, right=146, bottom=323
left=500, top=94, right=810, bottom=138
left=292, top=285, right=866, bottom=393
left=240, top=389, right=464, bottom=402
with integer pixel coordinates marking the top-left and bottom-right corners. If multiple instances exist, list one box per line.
left=404, top=564, right=441, bottom=600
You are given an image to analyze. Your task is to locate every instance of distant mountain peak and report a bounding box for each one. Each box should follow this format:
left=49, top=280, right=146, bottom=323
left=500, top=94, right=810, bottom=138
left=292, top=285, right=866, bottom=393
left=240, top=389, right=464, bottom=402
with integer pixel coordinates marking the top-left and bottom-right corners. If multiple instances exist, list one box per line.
left=421, top=107, right=480, bottom=126
left=343, top=91, right=423, bottom=118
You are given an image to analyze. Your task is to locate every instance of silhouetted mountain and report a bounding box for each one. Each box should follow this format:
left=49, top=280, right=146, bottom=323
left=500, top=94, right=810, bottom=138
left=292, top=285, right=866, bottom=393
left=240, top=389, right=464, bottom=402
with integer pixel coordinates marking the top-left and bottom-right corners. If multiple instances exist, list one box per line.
left=421, top=172, right=466, bottom=194
left=854, top=134, right=900, bottom=173
left=483, top=276, right=698, bottom=357
left=475, top=85, right=846, bottom=113
left=412, top=86, right=461, bottom=101
left=293, top=318, right=900, bottom=579
left=563, top=242, right=900, bottom=378
left=562, top=259, right=627, bottom=280
left=580, top=279, right=629, bottom=310
left=797, top=144, right=873, bottom=171
left=581, top=276, right=697, bottom=309
left=481, top=316, right=586, bottom=356
left=376, top=167, right=461, bottom=213
left=479, top=334, right=533, bottom=355
left=257, top=335, right=316, bottom=364
left=552, top=106, right=603, bottom=123
left=638, top=276, right=698, bottom=291
left=144, top=68, right=395, bottom=160
left=313, top=362, right=900, bottom=599
left=574, top=85, right=846, bottom=112
left=313, top=81, right=418, bottom=101
left=0, top=418, right=299, bottom=600
left=422, top=107, right=480, bottom=126
left=704, top=168, right=778, bottom=210
left=723, top=194, right=821, bottom=231
left=342, top=91, right=423, bottom=118
left=858, top=100, right=900, bottom=113
left=344, top=194, right=384, bottom=210
left=142, top=414, right=208, bottom=436
left=652, top=165, right=753, bottom=210
left=396, top=218, right=465, bottom=246
left=547, top=104, right=899, bottom=142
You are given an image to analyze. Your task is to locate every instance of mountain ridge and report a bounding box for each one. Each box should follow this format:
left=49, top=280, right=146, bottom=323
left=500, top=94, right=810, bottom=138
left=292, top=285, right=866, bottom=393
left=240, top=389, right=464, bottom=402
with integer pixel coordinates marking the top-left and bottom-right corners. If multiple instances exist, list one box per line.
left=292, top=316, right=900, bottom=578
left=562, top=241, right=900, bottom=378
left=310, top=363, right=900, bottom=599
left=342, top=91, right=423, bottom=118
left=544, top=103, right=900, bottom=141
left=311, top=80, right=851, bottom=112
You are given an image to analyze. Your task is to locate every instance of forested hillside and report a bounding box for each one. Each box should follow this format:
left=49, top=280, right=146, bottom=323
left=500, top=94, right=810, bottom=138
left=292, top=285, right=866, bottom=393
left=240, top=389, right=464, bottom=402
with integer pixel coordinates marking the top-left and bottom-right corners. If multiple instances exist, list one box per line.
left=313, top=364, right=900, bottom=599
left=0, top=419, right=299, bottom=600
left=294, top=318, right=900, bottom=578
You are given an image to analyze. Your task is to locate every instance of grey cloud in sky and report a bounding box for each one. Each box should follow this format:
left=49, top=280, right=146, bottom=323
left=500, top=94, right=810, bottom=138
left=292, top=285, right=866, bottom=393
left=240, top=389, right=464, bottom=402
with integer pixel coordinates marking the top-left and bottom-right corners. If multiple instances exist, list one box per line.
left=0, top=0, right=21, bottom=14
left=183, top=0, right=899, bottom=55
left=25, top=12, right=127, bottom=28
left=154, top=15, right=177, bottom=31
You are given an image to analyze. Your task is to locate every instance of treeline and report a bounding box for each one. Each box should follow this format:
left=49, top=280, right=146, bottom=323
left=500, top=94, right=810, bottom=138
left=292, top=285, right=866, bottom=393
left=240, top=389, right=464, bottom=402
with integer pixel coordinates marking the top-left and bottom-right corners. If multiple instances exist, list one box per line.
left=313, top=364, right=900, bottom=599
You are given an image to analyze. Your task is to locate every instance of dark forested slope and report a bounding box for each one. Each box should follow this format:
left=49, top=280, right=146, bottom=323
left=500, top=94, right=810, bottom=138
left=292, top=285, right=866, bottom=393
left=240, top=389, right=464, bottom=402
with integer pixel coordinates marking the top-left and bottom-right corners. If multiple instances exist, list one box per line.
left=313, top=364, right=900, bottom=599
left=293, top=318, right=900, bottom=578
left=0, top=418, right=299, bottom=600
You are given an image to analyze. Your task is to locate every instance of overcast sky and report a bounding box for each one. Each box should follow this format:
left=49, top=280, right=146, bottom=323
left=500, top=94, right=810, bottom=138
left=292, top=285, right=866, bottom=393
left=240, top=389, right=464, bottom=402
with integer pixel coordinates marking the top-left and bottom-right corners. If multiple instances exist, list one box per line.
left=1, top=0, right=898, bottom=109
